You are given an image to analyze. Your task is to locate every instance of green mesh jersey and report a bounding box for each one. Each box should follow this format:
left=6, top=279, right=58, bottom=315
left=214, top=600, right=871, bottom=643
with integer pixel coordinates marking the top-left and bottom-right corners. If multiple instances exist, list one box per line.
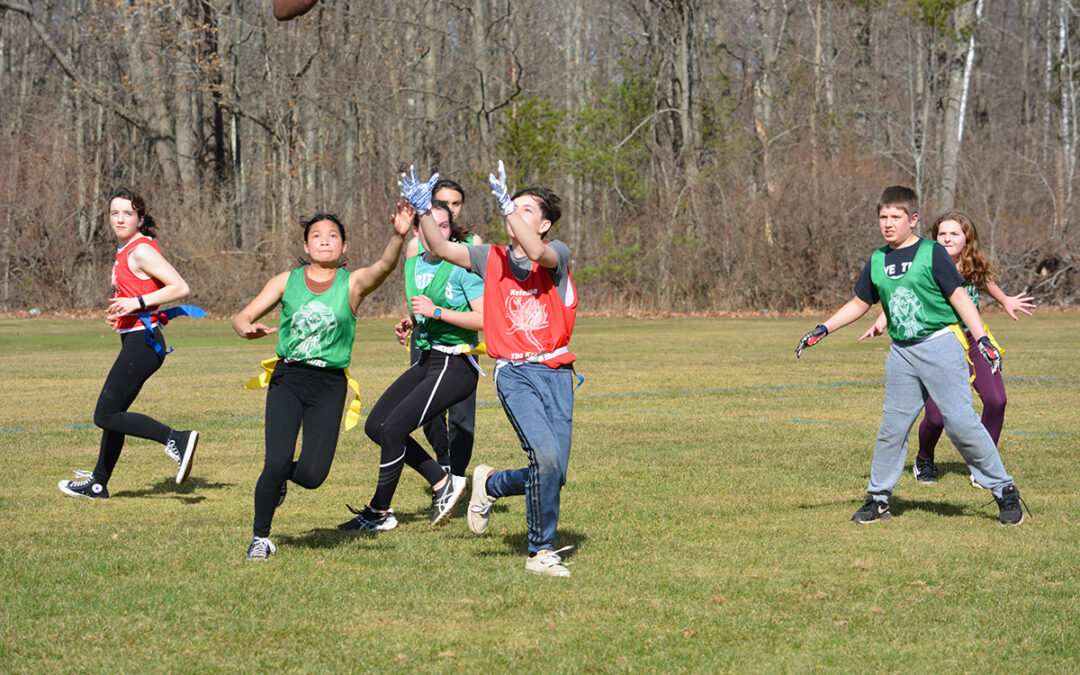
left=276, top=267, right=355, bottom=369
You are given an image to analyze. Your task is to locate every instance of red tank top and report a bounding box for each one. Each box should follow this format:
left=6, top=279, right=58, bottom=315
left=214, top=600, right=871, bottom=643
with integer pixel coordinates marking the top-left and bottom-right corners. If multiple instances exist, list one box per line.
left=112, top=235, right=167, bottom=331
left=483, top=245, right=576, bottom=367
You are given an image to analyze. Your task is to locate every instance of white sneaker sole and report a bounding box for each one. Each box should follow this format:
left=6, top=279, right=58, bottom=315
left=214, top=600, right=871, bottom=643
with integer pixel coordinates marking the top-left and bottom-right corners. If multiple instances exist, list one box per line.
left=57, top=480, right=106, bottom=499
left=176, top=431, right=198, bottom=485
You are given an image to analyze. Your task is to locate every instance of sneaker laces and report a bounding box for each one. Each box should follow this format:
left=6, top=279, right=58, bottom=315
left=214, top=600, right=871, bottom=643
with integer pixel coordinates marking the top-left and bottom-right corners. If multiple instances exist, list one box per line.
left=537, top=545, right=574, bottom=567
left=164, top=439, right=181, bottom=463
left=68, top=469, right=95, bottom=487
left=249, top=537, right=275, bottom=557
left=983, top=490, right=1033, bottom=519
left=344, top=504, right=388, bottom=524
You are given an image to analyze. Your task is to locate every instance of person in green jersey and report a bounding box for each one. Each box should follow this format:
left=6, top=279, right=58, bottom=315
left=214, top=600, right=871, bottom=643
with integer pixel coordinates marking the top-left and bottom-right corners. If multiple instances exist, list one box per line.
left=338, top=199, right=484, bottom=532
left=233, top=207, right=412, bottom=560
left=397, top=178, right=483, bottom=480
left=795, top=186, right=1028, bottom=527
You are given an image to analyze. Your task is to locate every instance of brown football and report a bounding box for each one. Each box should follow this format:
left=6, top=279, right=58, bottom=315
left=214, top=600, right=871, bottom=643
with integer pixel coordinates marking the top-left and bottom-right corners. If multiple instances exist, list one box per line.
left=273, top=0, right=318, bottom=21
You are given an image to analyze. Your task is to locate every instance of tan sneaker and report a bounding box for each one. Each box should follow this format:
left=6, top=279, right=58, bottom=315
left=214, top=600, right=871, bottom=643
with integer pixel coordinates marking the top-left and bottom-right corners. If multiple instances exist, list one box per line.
left=467, top=464, right=496, bottom=534
left=525, top=546, right=573, bottom=577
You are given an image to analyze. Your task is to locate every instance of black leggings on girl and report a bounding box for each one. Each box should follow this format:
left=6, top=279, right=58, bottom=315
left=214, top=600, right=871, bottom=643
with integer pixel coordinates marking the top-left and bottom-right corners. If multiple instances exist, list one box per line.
left=93, top=328, right=171, bottom=485
left=365, top=350, right=478, bottom=511
left=253, top=361, right=347, bottom=538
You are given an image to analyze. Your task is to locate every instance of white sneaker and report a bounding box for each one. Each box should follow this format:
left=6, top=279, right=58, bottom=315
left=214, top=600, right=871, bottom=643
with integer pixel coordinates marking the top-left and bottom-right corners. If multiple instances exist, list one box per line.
left=246, top=536, right=276, bottom=560
left=467, top=464, right=496, bottom=534
left=525, top=546, right=573, bottom=577
left=970, top=473, right=989, bottom=490
left=431, top=473, right=468, bottom=525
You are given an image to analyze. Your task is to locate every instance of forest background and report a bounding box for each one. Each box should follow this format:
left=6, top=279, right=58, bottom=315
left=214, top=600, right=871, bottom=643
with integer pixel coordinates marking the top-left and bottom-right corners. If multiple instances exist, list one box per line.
left=1, top=0, right=1077, bottom=314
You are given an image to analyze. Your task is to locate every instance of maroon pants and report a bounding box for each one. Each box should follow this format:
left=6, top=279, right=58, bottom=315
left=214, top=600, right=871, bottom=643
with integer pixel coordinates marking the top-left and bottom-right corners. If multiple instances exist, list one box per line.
left=917, top=338, right=1007, bottom=461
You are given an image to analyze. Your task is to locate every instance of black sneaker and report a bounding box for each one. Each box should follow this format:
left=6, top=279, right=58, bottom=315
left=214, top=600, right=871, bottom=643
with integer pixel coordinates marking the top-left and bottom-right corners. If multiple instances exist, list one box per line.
left=912, top=456, right=938, bottom=483
left=337, top=505, right=398, bottom=531
left=57, top=470, right=109, bottom=500
left=994, top=485, right=1028, bottom=526
left=430, top=474, right=467, bottom=526
left=165, top=430, right=199, bottom=485
left=851, top=497, right=892, bottom=523
left=246, top=536, right=276, bottom=560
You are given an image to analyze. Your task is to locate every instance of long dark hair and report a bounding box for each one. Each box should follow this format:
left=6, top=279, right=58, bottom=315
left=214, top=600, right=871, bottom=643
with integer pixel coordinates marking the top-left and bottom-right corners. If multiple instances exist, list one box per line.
left=108, top=187, right=157, bottom=237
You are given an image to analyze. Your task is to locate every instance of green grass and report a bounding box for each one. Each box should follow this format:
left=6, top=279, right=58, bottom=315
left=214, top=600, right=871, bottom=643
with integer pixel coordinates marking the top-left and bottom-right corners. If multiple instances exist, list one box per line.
left=1, top=314, right=1078, bottom=672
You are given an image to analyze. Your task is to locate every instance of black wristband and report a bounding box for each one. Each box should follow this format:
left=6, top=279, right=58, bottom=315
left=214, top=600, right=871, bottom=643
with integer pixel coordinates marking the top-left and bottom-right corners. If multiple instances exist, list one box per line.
left=138, top=296, right=146, bottom=310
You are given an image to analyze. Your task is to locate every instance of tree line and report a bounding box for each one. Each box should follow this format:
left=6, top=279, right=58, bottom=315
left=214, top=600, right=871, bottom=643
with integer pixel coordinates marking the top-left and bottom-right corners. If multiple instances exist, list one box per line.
left=1, top=0, right=1076, bottom=314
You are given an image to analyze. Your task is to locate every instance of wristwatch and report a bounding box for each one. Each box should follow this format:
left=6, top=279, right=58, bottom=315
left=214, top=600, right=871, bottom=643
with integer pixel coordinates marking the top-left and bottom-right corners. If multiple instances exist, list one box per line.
left=433, top=308, right=442, bottom=319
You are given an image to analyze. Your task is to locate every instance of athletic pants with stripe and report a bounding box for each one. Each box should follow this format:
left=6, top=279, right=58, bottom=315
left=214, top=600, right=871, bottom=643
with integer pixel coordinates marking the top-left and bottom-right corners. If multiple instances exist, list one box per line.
left=365, top=349, right=478, bottom=511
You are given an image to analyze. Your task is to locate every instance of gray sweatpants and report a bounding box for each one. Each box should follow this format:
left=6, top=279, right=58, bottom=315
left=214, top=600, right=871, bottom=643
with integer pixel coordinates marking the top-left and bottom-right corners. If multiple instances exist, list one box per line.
left=868, top=331, right=1013, bottom=500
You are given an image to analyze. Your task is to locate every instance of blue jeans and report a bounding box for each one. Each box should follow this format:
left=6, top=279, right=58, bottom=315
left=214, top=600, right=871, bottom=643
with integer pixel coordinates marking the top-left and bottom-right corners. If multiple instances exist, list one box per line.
left=486, top=362, right=574, bottom=554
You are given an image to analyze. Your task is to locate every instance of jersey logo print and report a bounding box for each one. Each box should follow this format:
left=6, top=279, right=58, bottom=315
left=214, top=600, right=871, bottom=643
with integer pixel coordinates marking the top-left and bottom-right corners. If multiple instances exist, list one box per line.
left=288, top=300, right=337, bottom=363
left=884, top=261, right=912, bottom=279
left=888, top=287, right=925, bottom=340
left=504, top=293, right=549, bottom=354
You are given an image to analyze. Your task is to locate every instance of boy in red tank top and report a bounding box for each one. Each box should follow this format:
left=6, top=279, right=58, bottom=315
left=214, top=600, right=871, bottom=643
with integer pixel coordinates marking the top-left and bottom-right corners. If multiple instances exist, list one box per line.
left=402, top=162, right=578, bottom=577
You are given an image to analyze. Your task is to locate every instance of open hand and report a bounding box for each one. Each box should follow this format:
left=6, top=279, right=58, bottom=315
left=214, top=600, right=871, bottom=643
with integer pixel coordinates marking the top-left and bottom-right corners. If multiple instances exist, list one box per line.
left=237, top=323, right=277, bottom=340
left=1001, top=292, right=1036, bottom=321
left=398, top=165, right=439, bottom=213
left=488, top=160, right=515, bottom=216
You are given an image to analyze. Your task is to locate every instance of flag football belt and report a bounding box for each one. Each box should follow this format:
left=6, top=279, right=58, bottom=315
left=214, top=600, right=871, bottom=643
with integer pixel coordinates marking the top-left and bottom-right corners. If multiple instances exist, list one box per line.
left=244, top=357, right=363, bottom=431
left=429, top=342, right=488, bottom=376
left=947, top=321, right=1004, bottom=384
left=494, top=347, right=583, bottom=390
left=137, top=305, right=207, bottom=356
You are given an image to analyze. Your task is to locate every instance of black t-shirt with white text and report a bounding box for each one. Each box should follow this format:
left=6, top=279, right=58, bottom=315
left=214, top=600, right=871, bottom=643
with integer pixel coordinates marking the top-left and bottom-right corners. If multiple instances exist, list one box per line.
left=853, top=239, right=964, bottom=305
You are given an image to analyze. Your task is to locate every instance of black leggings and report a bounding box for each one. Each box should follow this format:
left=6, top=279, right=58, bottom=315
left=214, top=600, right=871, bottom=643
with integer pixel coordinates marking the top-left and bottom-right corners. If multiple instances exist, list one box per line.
left=412, top=334, right=477, bottom=474
left=253, top=361, right=347, bottom=538
left=365, top=350, right=479, bottom=511
left=93, top=329, right=172, bottom=485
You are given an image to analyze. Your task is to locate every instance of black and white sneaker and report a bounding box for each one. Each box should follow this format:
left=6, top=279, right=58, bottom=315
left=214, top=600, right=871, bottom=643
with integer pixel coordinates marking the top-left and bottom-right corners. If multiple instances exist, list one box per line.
left=993, top=485, right=1029, bottom=526
left=851, top=497, right=892, bottom=523
left=58, top=470, right=109, bottom=500
left=912, top=456, right=938, bottom=483
left=165, top=430, right=199, bottom=485
left=337, top=505, right=398, bottom=531
left=430, top=473, right=467, bottom=526
left=246, top=536, right=276, bottom=560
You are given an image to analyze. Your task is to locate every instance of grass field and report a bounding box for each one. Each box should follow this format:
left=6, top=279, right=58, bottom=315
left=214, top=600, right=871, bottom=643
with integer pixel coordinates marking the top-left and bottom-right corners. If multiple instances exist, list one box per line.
left=1, top=314, right=1078, bottom=672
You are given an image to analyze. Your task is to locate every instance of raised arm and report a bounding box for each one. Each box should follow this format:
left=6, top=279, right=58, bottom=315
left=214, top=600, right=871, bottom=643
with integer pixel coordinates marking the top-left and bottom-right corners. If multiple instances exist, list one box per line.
left=399, top=166, right=473, bottom=270
left=489, top=160, right=558, bottom=268
left=984, top=281, right=1035, bottom=321
left=233, top=271, right=289, bottom=339
left=418, top=211, right=472, bottom=270
left=349, top=202, right=412, bottom=310
left=109, top=244, right=190, bottom=316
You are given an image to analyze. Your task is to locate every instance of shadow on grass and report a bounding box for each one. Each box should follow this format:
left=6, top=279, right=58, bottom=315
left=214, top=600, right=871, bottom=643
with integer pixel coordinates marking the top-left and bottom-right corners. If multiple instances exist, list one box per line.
left=277, top=527, right=387, bottom=550
left=477, top=528, right=588, bottom=559
left=802, top=491, right=998, bottom=522
left=112, top=475, right=232, bottom=503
